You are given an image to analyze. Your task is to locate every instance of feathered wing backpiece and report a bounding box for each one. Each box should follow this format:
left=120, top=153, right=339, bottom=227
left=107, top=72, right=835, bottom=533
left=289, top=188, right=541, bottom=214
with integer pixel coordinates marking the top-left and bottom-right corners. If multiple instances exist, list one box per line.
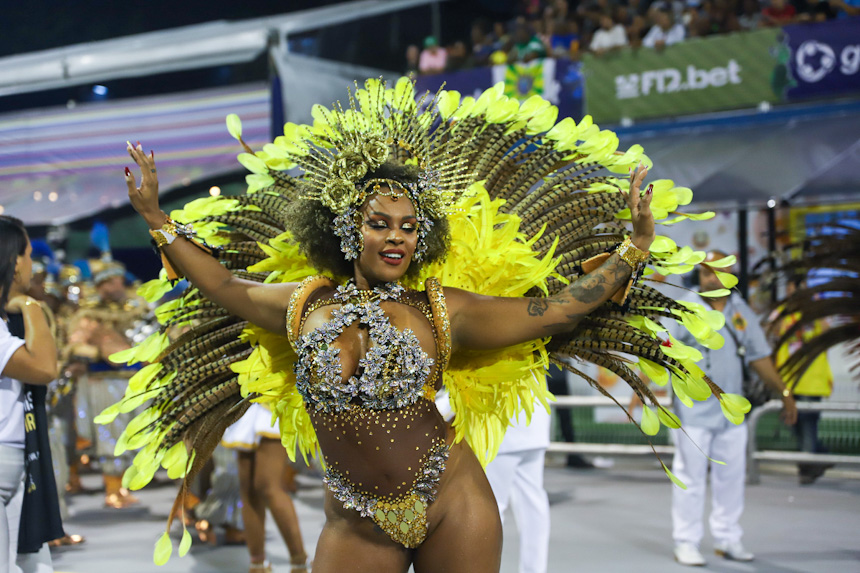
left=758, top=223, right=860, bottom=386
left=100, top=78, right=748, bottom=563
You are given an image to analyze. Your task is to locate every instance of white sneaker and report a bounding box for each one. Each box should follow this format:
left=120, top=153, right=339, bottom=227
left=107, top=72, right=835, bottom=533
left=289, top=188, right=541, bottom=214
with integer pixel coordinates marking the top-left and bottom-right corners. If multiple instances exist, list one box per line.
left=714, top=540, right=754, bottom=561
left=674, top=543, right=706, bottom=566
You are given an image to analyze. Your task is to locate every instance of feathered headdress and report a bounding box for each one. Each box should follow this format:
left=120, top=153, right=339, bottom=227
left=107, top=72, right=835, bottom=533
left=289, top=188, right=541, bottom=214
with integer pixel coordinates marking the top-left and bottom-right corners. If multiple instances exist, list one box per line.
left=228, top=78, right=473, bottom=260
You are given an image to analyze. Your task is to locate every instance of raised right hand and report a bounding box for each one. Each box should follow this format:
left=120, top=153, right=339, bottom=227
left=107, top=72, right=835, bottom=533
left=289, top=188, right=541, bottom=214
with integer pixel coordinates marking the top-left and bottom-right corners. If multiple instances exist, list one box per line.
left=125, top=142, right=167, bottom=229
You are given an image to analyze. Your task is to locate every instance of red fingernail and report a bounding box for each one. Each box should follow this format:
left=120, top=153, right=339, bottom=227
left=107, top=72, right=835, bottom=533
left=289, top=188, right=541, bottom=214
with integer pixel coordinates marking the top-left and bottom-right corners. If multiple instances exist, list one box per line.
left=150, top=150, right=154, bottom=159
left=646, top=184, right=653, bottom=194
left=124, top=167, right=131, bottom=177
left=136, top=140, right=141, bottom=147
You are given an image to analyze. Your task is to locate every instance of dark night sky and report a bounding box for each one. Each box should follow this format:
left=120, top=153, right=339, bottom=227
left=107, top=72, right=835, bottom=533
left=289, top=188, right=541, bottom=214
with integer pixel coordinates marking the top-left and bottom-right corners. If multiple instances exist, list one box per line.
left=0, top=0, right=516, bottom=57
left=1, top=1, right=338, bottom=57
left=0, top=0, right=516, bottom=113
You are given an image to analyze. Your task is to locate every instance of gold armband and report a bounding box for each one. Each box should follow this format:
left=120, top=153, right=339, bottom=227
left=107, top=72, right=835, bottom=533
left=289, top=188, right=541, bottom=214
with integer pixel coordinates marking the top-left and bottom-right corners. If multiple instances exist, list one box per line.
left=615, top=237, right=650, bottom=272
left=148, top=217, right=214, bottom=281
left=580, top=237, right=651, bottom=308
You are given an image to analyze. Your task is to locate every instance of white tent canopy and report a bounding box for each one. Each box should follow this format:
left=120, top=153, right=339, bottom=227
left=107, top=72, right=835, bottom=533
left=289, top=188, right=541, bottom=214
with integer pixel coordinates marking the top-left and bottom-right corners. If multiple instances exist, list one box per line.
left=617, top=103, right=860, bottom=208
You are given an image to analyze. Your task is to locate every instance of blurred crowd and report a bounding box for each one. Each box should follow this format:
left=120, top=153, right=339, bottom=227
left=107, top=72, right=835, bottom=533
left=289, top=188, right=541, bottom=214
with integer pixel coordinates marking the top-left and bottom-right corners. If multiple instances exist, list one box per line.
left=408, top=0, right=860, bottom=75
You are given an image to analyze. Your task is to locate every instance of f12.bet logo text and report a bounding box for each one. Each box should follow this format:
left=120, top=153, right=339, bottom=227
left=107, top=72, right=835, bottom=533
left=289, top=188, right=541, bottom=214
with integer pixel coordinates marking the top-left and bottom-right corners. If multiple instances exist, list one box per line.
left=615, top=60, right=742, bottom=99
left=795, top=40, right=860, bottom=83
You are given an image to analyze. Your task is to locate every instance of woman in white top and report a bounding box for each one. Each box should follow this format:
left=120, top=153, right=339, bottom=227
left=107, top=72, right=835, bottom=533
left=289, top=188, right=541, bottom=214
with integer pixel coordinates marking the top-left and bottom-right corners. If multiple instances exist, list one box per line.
left=0, top=215, right=59, bottom=573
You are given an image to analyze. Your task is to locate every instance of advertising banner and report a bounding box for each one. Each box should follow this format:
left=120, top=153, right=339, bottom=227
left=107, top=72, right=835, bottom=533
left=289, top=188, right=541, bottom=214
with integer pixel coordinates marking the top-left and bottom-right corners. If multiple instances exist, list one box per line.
left=583, top=29, right=783, bottom=123
left=415, top=59, right=584, bottom=120
left=783, top=20, right=860, bottom=101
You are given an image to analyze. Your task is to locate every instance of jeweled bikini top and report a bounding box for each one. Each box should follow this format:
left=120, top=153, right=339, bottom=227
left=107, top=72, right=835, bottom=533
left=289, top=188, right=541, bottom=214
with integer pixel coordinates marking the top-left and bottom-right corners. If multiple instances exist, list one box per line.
left=294, top=281, right=435, bottom=413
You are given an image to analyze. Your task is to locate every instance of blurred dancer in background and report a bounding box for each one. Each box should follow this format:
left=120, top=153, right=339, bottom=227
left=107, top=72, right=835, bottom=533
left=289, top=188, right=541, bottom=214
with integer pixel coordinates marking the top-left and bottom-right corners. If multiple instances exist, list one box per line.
left=66, top=257, right=148, bottom=508
left=221, top=404, right=310, bottom=572
left=774, top=280, right=835, bottom=484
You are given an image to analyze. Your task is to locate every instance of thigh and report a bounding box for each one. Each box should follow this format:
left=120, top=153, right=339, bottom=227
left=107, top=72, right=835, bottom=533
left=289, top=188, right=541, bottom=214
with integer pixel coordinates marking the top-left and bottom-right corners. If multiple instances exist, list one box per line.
left=0, top=446, right=25, bottom=503
left=413, top=443, right=502, bottom=573
left=313, top=496, right=411, bottom=573
left=252, top=439, right=287, bottom=488
left=236, top=450, right=255, bottom=496
left=0, top=446, right=25, bottom=573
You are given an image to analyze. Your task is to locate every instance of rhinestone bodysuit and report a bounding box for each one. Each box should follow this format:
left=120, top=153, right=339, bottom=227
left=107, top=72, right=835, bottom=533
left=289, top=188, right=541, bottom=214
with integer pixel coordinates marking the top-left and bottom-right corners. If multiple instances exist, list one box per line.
left=287, top=276, right=452, bottom=548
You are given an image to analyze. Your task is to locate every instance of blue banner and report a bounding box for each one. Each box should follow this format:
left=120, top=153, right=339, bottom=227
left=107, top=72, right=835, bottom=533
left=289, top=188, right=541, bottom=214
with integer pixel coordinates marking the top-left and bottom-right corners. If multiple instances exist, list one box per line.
left=414, top=59, right=584, bottom=120
left=784, top=20, right=860, bottom=101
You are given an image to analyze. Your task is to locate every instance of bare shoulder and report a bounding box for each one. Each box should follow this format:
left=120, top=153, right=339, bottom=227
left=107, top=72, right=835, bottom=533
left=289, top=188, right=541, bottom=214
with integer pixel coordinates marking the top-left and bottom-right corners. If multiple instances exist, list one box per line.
left=440, top=286, right=487, bottom=314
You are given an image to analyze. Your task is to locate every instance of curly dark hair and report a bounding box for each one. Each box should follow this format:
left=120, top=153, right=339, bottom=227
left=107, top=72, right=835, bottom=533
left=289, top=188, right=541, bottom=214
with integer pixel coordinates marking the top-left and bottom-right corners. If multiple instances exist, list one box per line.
left=284, top=162, right=450, bottom=279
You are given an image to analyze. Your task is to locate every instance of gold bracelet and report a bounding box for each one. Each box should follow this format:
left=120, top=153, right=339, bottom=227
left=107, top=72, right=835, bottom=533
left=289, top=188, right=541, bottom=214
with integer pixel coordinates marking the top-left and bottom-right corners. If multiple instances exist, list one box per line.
left=148, top=216, right=194, bottom=249
left=149, top=227, right=171, bottom=248
left=23, top=298, right=39, bottom=307
left=615, top=237, right=650, bottom=271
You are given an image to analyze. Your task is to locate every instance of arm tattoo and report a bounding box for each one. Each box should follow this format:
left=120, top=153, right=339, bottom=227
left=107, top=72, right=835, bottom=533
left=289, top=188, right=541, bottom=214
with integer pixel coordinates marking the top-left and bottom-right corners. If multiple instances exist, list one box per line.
left=527, top=299, right=549, bottom=316
left=541, top=253, right=632, bottom=332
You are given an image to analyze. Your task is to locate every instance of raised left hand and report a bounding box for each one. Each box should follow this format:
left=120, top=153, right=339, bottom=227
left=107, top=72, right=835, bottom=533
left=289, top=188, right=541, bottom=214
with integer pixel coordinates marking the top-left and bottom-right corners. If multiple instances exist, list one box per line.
left=620, top=163, right=654, bottom=251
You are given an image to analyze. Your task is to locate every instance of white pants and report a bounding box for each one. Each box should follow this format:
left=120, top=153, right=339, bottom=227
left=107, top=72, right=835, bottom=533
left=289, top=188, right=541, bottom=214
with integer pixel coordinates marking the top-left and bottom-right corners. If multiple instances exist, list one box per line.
left=671, top=424, right=748, bottom=547
left=0, top=445, right=53, bottom=573
left=1, top=445, right=25, bottom=573
left=16, top=545, right=52, bottom=573
left=484, top=448, right=550, bottom=573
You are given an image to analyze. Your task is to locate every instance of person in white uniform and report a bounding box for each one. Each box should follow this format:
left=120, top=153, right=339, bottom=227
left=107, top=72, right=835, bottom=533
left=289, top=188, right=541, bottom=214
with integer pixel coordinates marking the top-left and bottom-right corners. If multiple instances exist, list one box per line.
left=437, top=375, right=551, bottom=573
left=667, top=253, right=797, bottom=566
left=0, top=216, right=60, bottom=573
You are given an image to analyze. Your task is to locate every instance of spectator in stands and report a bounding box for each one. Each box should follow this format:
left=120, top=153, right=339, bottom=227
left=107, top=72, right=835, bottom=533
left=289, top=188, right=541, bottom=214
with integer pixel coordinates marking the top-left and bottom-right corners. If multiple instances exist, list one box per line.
left=418, top=36, right=447, bottom=75
left=550, top=0, right=571, bottom=22
left=493, top=21, right=512, bottom=52
left=541, top=1, right=578, bottom=55
left=761, top=0, right=799, bottom=25
left=471, top=19, right=496, bottom=67
left=738, top=0, right=764, bottom=29
left=627, top=15, right=650, bottom=48
left=519, top=0, right=546, bottom=19
left=579, top=0, right=612, bottom=42
left=694, top=0, right=741, bottom=36
left=830, top=0, right=860, bottom=17
left=590, top=12, right=629, bottom=54
left=509, top=22, right=549, bottom=62
left=547, top=16, right=581, bottom=59
left=649, top=0, right=689, bottom=19
left=627, top=0, right=651, bottom=18
left=810, top=0, right=840, bottom=20
left=446, top=41, right=470, bottom=72
left=642, top=8, right=687, bottom=49
left=405, top=44, right=419, bottom=76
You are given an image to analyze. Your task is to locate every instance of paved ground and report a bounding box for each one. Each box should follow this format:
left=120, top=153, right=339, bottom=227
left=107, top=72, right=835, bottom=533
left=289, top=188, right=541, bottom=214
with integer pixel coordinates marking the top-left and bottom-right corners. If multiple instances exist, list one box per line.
left=48, top=459, right=860, bottom=573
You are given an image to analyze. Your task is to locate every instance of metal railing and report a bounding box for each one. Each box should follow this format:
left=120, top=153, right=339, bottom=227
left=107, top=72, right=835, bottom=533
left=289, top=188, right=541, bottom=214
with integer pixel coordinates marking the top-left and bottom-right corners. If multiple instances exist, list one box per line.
left=549, top=396, right=860, bottom=482
left=548, top=396, right=674, bottom=456
left=746, top=400, right=860, bottom=484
